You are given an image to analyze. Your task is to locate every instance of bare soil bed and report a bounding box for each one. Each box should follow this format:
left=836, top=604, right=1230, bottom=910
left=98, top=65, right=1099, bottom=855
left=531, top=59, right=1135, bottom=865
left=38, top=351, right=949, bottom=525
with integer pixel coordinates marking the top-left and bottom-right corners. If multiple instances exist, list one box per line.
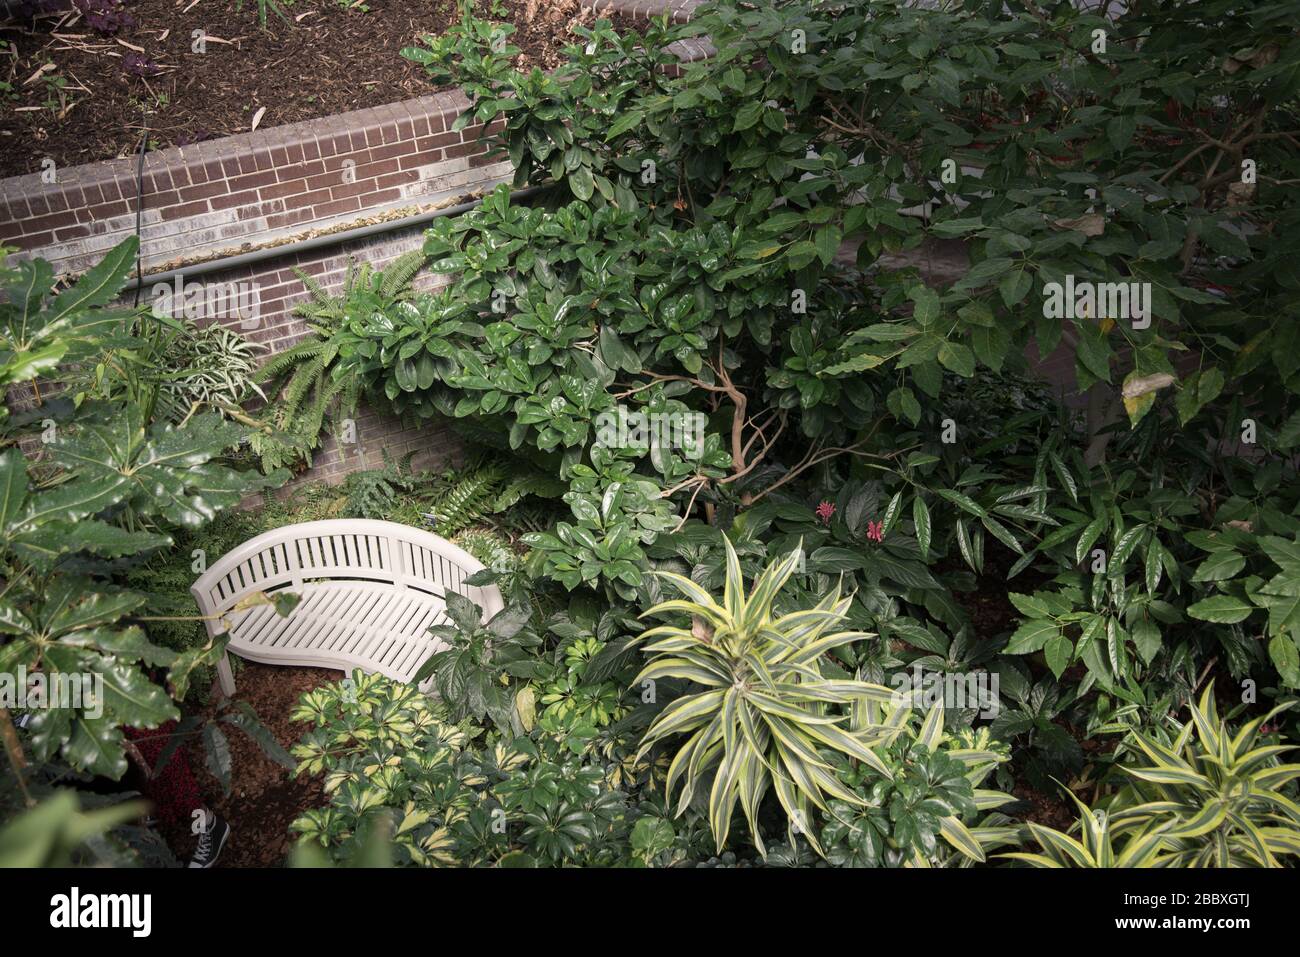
left=0, top=0, right=607, bottom=178
left=177, top=660, right=338, bottom=867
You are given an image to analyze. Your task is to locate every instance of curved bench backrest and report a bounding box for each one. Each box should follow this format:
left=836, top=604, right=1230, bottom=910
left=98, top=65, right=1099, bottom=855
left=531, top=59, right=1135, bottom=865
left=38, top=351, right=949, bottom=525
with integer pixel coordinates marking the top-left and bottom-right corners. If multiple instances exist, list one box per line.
left=190, top=519, right=505, bottom=633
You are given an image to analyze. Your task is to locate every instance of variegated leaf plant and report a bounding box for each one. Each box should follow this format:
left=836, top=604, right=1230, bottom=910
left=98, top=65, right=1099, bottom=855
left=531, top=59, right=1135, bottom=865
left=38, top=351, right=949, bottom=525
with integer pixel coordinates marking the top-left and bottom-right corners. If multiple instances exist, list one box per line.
left=633, top=538, right=896, bottom=856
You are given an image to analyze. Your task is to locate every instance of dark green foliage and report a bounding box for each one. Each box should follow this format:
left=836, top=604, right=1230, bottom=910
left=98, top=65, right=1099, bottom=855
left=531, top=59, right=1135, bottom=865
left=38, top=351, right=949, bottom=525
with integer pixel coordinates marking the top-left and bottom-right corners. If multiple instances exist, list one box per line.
left=342, top=452, right=422, bottom=521
left=411, top=592, right=541, bottom=734
left=423, top=453, right=565, bottom=536
left=0, top=238, right=286, bottom=779
left=252, top=250, right=426, bottom=471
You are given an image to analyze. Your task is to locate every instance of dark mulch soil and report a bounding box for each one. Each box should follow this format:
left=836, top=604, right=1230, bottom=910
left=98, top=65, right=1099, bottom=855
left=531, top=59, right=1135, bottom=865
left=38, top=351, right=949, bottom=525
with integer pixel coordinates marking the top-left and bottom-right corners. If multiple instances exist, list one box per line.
left=940, top=546, right=1050, bottom=642
left=170, top=660, right=338, bottom=867
left=1, top=0, right=603, bottom=178
left=1011, top=782, right=1077, bottom=830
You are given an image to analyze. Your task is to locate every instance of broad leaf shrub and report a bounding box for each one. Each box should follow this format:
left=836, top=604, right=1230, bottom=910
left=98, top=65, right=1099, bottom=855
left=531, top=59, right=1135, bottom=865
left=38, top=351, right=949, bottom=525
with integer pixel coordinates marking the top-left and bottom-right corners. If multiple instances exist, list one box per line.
left=268, top=0, right=1300, bottom=864
left=1, top=240, right=288, bottom=836
left=378, top=0, right=1300, bottom=690
left=289, top=669, right=642, bottom=867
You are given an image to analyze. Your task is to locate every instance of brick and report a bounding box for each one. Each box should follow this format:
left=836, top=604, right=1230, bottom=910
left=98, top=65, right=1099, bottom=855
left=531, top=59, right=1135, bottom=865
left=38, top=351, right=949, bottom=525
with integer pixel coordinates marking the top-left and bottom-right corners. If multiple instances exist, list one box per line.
left=143, top=171, right=172, bottom=193
left=266, top=208, right=315, bottom=230
left=260, top=178, right=307, bottom=201
left=179, top=180, right=230, bottom=203
left=227, top=170, right=278, bottom=193
left=146, top=190, right=180, bottom=208
left=375, top=170, right=419, bottom=190
left=313, top=197, right=360, bottom=218
left=304, top=170, right=343, bottom=192
left=86, top=201, right=129, bottom=221
left=21, top=210, right=79, bottom=234
left=211, top=189, right=260, bottom=211
left=161, top=200, right=211, bottom=221
left=399, top=152, right=435, bottom=171
left=285, top=187, right=333, bottom=211
left=367, top=142, right=409, bottom=163
left=356, top=188, right=401, bottom=208
left=444, top=142, right=481, bottom=161
left=353, top=158, right=400, bottom=180
left=330, top=179, right=378, bottom=201
left=415, top=132, right=461, bottom=153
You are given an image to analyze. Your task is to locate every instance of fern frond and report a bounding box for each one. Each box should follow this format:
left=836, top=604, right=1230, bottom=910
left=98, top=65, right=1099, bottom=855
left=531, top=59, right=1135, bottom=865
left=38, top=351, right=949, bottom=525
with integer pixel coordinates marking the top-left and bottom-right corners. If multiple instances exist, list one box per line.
left=492, top=473, right=566, bottom=511
left=292, top=267, right=335, bottom=312
left=452, top=529, right=520, bottom=574
left=426, top=462, right=505, bottom=535
left=256, top=337, right=330, bottom=383
left=277, top=355, right=326, bottom=424
left=379, top=249, right=427, bottom=301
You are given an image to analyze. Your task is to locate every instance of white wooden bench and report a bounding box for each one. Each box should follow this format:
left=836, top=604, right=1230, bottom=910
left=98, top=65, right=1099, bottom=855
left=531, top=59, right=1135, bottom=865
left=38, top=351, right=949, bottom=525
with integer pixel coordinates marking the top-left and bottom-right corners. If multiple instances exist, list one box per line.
left=191, top=519, right=504, bottom=695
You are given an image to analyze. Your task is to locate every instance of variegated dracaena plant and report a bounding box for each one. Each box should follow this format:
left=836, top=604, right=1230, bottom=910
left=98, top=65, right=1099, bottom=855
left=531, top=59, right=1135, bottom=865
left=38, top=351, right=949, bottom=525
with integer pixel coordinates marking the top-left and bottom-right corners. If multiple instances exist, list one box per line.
left=998, top=789, right=1175, bottom=869
left=1106, top=683, right=1300, bottom=867
left=633, top=538, right=895, bottom=856
left=1003, top=684, right=1300, bottom=867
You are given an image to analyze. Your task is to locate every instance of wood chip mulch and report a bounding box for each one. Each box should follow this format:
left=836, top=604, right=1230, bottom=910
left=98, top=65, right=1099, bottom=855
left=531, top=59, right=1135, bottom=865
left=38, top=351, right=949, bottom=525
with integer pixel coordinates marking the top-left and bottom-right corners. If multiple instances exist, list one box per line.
left=1, top=0, right=604, bottom=178
left=176, top=660, right=338, bottom=868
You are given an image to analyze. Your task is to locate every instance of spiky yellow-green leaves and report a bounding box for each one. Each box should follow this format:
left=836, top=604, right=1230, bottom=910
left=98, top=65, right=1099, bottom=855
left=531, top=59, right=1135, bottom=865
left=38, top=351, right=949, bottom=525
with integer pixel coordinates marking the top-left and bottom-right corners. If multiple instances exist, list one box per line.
left=1003, top=684, right=1300, bottom=868
left=1109, top=683, right=1300, bottom=867
left=633, top=537, right=893, bottom=856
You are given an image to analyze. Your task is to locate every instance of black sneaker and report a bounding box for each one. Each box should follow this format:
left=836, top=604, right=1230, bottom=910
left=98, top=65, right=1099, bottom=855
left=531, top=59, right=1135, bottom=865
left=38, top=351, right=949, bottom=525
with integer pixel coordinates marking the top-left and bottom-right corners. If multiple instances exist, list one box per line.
left=188, top=812, right=230, bottom=868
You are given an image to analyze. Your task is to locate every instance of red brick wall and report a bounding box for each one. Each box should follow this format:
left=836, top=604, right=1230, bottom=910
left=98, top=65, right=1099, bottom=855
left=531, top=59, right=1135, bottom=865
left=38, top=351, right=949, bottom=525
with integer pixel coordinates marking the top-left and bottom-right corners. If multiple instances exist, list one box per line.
left=0, top=91, right=509, bottom=278
left=1, top=22, right=712, bottom=493
left=1, top=91, right=514, bottom=491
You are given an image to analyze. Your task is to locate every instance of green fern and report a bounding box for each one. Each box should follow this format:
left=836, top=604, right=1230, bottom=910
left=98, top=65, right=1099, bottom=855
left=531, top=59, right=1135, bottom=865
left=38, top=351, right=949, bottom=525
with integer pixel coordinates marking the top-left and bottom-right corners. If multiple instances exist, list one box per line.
left=343, top=452, right=420, bottom=520
left=497, top=499, right=556, bottom=535
left=424, top=460, right=505, bottom=535
left=379, top=250, right=426, bottom=302
left=251, top=251, right=426, bottom=472
left=418, top=447, right=567, bottom=535
left=452, top=529, right=521, bottom=574
left=492, top=473, right=566, bottom=512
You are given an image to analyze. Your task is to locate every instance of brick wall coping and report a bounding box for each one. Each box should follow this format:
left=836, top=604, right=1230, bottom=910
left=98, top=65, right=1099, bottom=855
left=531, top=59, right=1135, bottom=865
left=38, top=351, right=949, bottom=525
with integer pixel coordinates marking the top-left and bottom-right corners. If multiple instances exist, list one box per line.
left=583, top=0, right=702, bottom=23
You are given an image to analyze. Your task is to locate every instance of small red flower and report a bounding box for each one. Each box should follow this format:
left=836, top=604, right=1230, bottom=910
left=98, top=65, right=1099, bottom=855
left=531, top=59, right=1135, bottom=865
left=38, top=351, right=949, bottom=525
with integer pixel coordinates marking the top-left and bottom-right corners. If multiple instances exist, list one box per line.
left=866, top=520, right=884, bottom=543
left=815, top=501, right=836, bottom=525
